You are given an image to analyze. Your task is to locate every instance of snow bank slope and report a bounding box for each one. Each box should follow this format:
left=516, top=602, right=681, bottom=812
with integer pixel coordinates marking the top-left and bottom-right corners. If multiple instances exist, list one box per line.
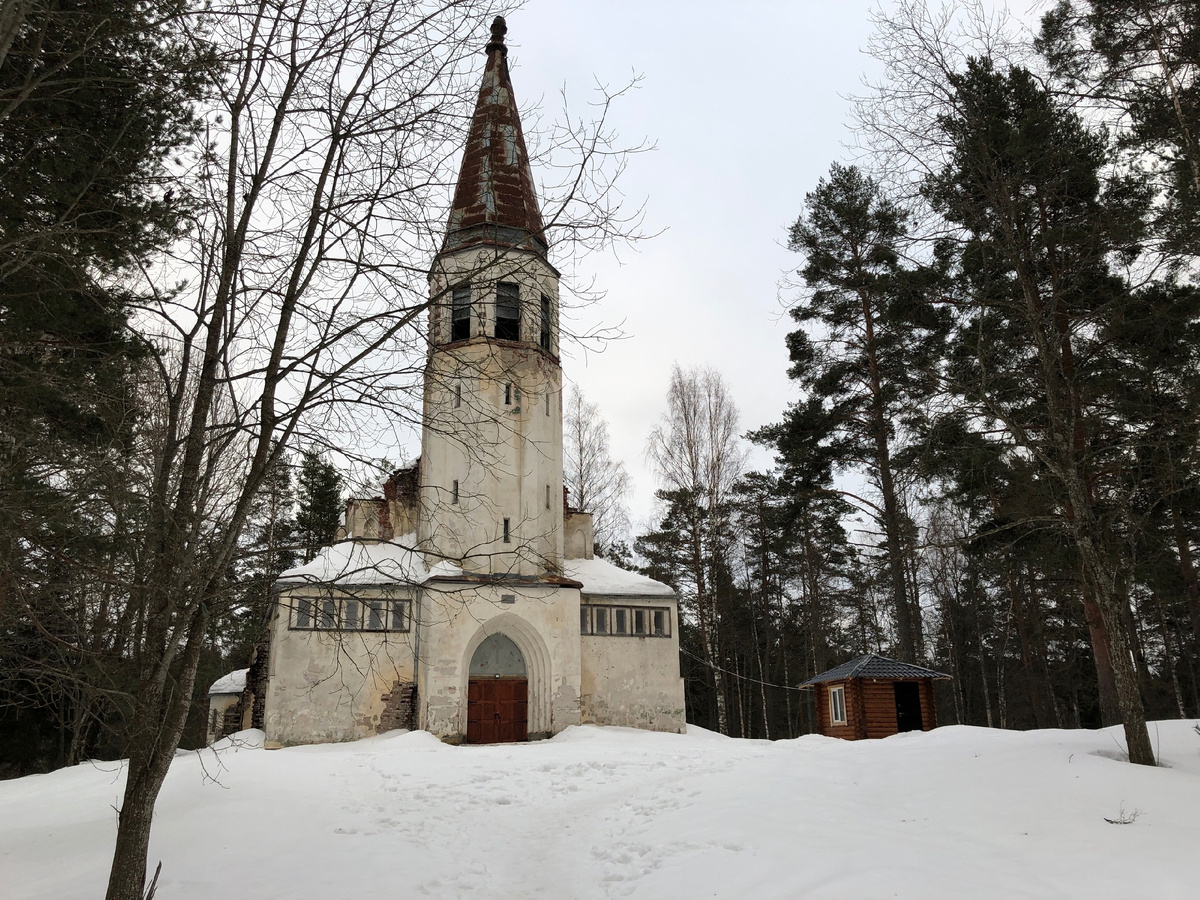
left=2, top=722, right=1199, bottom=899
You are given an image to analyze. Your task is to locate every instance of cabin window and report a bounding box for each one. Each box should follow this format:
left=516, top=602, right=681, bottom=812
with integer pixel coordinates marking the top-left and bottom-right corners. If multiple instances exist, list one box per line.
left=452, top=479, right=459, bottom=504
left=344, top=598, right=359, bottom=629
left=366, top=599, right=386, bottom=631
left=295, top=597, right=312, bottom=629
left=540, top=294, right=552, bottom=350
left=451, top=284, right=471, bottom=341
left=633, top=608, right=649, bottom=636
left=580, top=607, right=591, bottom=634
left=829, top=685, right=847, bottom=725
left=503, top=517, right=511, bottom=543
left=495, top=282, right=520, bottom=340
left=390, top=600, right=409, bottom=631
left=593, top=606, right=609, bottom=634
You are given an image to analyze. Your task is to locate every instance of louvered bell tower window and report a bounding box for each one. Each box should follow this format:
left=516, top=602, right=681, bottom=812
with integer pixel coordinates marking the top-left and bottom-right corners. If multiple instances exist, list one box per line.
left=495, top=282, right=520, bottom=340
left=451, top=284, right=471, bottom=342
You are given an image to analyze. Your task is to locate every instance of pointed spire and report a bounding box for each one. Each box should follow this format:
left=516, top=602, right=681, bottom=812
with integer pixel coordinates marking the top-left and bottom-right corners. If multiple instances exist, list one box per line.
left=442, top=16, right=547, bottom=258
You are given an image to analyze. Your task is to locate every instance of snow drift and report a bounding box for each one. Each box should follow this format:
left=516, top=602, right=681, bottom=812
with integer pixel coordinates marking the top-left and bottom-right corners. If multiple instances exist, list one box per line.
left=2, top=721, right=1198, bottom=898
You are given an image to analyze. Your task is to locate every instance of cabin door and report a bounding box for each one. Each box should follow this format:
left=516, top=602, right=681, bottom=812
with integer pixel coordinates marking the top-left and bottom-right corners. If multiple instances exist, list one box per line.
left=466, top=633, right=528, bottom=744
left=893, top=681, right=923, bottom=732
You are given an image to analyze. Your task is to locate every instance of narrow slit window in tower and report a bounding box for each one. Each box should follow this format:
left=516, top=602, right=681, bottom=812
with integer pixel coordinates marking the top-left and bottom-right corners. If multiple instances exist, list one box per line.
left=452, top=479, right=459, bottom=504
left=495, top=282, right=520, bottom=340
left=545, top=484, right=551, bottom=510
left=540, top=294, right=552, bottom=350
left=504, top=383, right=512, bottom=405
left=545, top=392, right=550, bottom=416
left=454, top=383, right=462, bottom=408
left=502, top=517, right=511, bottom=543
left=451, top=284, right=471, bottom=342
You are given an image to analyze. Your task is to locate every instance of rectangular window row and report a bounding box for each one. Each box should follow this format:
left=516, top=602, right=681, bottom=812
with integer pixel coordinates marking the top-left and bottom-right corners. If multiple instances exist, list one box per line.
left=291, top=595, right=410, bottom=632
left=580, top=604, right=671, bottom=638
left=447, top=281, right=553, bottom=347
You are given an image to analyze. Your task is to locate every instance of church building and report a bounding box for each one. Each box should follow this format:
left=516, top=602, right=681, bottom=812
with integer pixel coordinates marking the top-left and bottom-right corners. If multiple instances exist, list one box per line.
left=251, top=18, right=686, bottom=747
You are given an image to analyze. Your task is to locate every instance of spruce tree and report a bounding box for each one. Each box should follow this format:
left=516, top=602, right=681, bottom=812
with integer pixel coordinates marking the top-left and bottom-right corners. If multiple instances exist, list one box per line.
left=296, top=452, right=343, bottom=563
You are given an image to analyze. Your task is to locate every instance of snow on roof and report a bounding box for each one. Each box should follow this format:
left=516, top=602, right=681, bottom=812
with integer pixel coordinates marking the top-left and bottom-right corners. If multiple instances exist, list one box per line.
left=277, top=535, right=447, bottom=586
left=563, top=556, right=675, bottom=598
left=208, top=668, right=248, bottom=696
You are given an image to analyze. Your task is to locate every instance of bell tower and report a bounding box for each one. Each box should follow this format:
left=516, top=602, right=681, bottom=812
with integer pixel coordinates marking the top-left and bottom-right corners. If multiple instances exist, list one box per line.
left=419, top=16, right=563, bottom=576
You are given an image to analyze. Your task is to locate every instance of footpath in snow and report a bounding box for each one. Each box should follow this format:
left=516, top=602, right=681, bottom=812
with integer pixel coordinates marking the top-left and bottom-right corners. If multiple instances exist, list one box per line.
left=2, top=721, right=1198, bottom=899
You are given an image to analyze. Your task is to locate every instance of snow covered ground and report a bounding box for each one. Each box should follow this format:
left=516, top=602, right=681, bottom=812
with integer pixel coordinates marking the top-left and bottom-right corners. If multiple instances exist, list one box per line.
left=3, top=721, right=1199, bottom=899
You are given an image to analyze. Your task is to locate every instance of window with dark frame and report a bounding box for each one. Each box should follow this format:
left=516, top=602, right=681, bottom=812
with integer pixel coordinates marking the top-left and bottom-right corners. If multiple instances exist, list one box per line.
left=633, top=608, right=649, bottom=636
left=613, top=608, right=629, bottom=635
left=504, top=383, right=513, bottom=405
left=503, top=517, right=511, bottom=543
left=652, top=608, right=668, bottom=636
left=495, top=282, right=520, bottom=340
left=579, top=604, right=671, bottom=638
left=290, top=595, right=410, bottom=632
left=454, top=383, right=462, bottom=408
left=452, top=479, right=459, bottom=504
left=451, top=284, right=471, bottom=342
left=540, top=294, right=552, bottom=350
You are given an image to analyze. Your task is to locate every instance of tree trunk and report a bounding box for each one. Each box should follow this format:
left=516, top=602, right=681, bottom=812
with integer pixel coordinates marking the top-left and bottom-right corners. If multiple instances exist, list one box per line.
left=1080, top=578, right=1122, bottom=727
left=860, top=289, right=916, bottom=661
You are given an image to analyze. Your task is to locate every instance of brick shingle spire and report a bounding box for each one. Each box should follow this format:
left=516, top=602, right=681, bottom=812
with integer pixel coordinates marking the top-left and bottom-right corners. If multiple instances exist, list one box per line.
left=442, top=16, right=546, bottom=257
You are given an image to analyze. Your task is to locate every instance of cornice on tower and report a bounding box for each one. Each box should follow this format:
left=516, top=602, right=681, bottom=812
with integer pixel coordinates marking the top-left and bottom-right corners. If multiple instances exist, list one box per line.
left=442, top=16, right=547, bottom=258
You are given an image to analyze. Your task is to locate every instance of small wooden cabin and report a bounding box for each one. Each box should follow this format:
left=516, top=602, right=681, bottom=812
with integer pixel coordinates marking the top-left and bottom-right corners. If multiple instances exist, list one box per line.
left=801, top=655, right=949, bottom=741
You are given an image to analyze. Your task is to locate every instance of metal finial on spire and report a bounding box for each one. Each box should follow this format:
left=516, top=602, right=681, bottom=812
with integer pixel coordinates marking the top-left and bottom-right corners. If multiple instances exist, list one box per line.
left=486, top=16, right=507, bottom=56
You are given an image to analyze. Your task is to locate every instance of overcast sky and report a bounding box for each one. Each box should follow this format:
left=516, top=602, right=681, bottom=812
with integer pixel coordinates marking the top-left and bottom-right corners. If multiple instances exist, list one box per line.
left=480, top=2, right=1045, bottom=536
left=491, top=1, right=892, bottom=530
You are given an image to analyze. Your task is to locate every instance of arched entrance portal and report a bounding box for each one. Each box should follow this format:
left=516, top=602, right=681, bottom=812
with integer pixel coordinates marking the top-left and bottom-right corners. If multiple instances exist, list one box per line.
left=467, top=633, right=528, bottom=743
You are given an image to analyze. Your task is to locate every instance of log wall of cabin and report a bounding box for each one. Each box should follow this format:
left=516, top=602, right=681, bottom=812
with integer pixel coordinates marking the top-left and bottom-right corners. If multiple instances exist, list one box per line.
left=815, top=680, right=864, bottom=740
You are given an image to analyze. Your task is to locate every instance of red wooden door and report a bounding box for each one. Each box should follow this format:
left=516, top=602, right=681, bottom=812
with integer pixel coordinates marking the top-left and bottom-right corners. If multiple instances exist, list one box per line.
left=467, top=678, right=528, bottom=743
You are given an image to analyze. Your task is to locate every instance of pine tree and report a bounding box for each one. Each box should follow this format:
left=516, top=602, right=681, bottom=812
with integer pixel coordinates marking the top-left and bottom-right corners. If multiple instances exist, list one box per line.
left=924, top=58, right=1157, bottom=764
left=784, top=164, right=948, bottom=661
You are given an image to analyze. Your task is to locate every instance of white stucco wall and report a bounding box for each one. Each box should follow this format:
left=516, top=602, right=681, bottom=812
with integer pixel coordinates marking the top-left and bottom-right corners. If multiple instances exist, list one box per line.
left=421, top=246, right=564, bottom=577
left=205, top=693, right=241, bottom=745
left=264, top=586, right=417, bottom=747
left=580, top=595, right=687, bottom=734
left=417, top=580, right=581, bottom=740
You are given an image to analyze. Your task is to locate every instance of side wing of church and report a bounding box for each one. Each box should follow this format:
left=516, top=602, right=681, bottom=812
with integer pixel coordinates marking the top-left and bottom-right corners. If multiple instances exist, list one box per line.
left=254, top=18, right=686, bottom=747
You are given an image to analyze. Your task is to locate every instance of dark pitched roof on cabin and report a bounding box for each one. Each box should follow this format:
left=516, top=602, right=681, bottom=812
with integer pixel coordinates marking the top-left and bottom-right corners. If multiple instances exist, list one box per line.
left=800, top=654, right=950, bottom=687
left=441, top=16, right=547, bottom=258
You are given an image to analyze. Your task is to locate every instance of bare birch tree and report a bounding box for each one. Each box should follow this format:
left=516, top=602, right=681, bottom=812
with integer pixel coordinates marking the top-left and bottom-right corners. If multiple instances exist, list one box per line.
left=563, top=385, right=632, bottom=555
left=647, top=364, right=747, bottom=735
